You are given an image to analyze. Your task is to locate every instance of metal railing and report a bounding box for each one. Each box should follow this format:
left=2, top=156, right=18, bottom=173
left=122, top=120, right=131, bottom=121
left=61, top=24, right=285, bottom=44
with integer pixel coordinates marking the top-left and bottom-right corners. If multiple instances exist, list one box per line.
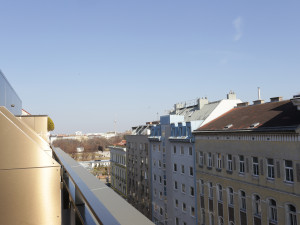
left=52, top=146, right=153, bottom=225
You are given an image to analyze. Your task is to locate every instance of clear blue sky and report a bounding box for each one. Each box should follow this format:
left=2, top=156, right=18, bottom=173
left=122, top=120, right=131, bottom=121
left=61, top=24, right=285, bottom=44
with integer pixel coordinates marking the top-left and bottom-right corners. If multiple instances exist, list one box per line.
left=1, top=0, right=299, bottom=134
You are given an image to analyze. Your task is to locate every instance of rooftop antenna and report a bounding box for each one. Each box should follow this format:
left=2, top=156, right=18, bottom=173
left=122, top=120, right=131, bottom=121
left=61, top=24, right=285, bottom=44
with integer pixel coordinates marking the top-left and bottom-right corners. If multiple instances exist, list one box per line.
left=114, top=114, right=117, bottom=135
left=258, top=87, right=261, bottom=100
left=156, top=112, right=159, bottom=121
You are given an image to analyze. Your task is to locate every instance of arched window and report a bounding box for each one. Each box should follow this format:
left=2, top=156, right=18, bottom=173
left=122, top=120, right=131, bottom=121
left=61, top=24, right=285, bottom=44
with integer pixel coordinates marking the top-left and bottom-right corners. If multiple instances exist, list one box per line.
left=201, top=208, right=205, bottom=225
left=209, top=212, right=214, bottom=225
left=208, top=182, right=213, bottom=199
left=228, top=187, right=234, bottom=206
left=286, top=204, right=297, bottom=225
left=217, top=184, right=223, bottom=202
left=253, top=194, right=261, bottom=216
left=218, top=216, right=224, bottom=225
left=239, top=190, right=246, bottom=211
left=268, top=199, right=277, bottom=222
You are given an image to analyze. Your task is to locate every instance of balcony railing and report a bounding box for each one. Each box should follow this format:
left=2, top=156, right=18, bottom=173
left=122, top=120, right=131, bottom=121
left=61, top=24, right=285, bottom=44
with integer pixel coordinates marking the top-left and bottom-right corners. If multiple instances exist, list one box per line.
left=52, top=146, right=153, bottom=225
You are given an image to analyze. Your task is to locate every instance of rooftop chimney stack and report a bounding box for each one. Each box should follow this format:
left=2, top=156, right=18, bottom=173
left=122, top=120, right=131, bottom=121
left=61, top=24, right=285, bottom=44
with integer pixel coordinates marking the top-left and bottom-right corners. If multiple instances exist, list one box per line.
left=197, top=97, right=209, bottom=110
left=227, top=91, right=237, bottom=100
left=237, top=102, right=249, bottom=107
left=291, top=94, right=300, bottom=110
left=270, top=97, right=283, bottom=102
left=258, top=87, right=261, bottom=100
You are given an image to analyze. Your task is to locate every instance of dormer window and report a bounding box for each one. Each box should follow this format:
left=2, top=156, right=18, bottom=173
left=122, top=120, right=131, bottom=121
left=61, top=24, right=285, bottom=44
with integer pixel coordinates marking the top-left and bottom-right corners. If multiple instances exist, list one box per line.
left=224, top=124, right=233, bottom=129
left=250, top=122, right=260, bottom=128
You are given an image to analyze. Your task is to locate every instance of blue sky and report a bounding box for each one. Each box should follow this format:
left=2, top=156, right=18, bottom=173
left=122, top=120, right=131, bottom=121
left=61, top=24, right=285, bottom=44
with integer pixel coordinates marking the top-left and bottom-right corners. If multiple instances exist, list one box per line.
left=1, top=0, right=299, bottom=134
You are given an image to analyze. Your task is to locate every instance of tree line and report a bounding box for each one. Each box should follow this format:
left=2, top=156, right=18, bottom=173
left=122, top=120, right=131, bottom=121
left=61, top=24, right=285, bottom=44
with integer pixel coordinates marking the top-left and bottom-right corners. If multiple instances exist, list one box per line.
left=52, top=135, right=126, bottom=154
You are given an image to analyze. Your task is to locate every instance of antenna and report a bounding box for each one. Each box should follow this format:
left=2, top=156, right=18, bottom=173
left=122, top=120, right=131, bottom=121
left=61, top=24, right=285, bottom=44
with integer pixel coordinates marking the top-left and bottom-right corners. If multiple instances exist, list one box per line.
left=114, top=114, right=117, bottom=135
left=258, top=87, right=261, bottom=100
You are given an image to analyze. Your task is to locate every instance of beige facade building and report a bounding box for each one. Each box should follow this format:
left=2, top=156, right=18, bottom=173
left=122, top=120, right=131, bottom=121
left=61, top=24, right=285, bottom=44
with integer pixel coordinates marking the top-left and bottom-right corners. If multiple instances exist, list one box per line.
left=193, top=97, right=300, bottom=225
left=126, top=124, right=153, bottom=220
left=110, top=144, right=127, bottom=198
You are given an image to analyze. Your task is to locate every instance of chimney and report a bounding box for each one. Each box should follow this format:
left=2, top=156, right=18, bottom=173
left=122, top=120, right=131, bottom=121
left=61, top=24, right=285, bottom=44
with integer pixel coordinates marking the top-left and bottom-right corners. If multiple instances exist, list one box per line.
left=258, top=87, right=261, bottom=100
left=291, top=94, right=300, bottom=110
left=270, top=97, right=283, bottom=102
left=227, top=91, right=237, bottom=100
left=253, top=99, right=265, bottom=105
left=237, top=102, right=249, bottom=107
left=197, top=97, right=209, bottom=110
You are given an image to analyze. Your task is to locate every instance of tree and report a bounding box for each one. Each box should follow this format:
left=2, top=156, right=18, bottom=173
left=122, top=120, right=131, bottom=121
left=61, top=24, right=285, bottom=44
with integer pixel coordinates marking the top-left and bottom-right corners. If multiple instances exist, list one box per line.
left=48, top=117, right=55, bottom=131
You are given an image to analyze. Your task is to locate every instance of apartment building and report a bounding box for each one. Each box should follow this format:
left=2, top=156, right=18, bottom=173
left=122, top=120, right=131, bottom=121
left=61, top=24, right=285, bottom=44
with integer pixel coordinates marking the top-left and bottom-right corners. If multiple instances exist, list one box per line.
left=126, top=123, right=156, bottom=220
left=110, top=143, right=127, bottom=198
left=149, top=93, right=242, bottom=225
left=194, top=96, right=300, bottom=225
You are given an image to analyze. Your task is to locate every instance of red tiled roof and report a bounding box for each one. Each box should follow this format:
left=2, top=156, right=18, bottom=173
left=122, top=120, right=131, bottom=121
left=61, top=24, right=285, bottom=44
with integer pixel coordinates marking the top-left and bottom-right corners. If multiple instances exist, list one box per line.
left=196, top=100, right=300, bottom=132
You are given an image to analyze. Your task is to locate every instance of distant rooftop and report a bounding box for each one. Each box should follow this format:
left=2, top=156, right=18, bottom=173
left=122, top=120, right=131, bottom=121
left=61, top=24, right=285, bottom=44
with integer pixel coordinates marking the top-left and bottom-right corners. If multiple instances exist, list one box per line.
left=195, top=99, right=300, bottom=133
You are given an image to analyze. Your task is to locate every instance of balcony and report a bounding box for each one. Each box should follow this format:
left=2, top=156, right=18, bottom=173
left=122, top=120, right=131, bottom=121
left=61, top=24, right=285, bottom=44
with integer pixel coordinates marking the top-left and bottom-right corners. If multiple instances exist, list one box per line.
left=0, top=106, right=153, bottom=225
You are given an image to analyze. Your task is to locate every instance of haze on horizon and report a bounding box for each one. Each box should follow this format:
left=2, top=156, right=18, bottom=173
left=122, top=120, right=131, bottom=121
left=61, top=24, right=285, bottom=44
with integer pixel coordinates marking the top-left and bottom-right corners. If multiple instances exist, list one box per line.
left=0, top=0, right=299, bottom=134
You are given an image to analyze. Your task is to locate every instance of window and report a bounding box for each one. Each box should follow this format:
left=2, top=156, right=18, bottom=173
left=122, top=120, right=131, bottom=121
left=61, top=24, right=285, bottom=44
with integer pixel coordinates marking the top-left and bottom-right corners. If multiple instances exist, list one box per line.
left=153, top=144, right=156, bottom=151
left=286, top=204, right=297, bottom=225
left=173, top=146, right=176, bottom=154
left=174, top=181, right=178, bottom=190
left=252, top=157, right=259, bottom=176
left=217, top=184, right=223, bottom=202
left=175, top=199, right=178, bottom=208
left=160, top=207, right=163, bottom=215
left=175, top=217, right=179, bottom=225
left=208, top=153, right=212, bottom=167
left=159, top=176, right=162, bottom=184
left=208, top=182, right=213, bottom=199
left=181, top=165, right=185, bottom=174
left=267, top=158, right=275, bottom=179
left=209, top=212, right=214, bottom=225
left=190, top=186, right=194, bottom=196
left=154, top=174, right=156, bottom=181
left=182, top=184, right=186, bottom=193
left=239, top=155, right=245, bottom=173
left=285, top=160, right=294, bottom=182
left=268, top=199, right=277, bottom=222
left=201, top=208, right=205, bottom=225
left=153, top=160, right=156, bottom=167
left=189, top=167, right=194, bottom=176
left=159, top=160, right=162, bottom=168
left=239, top=190, right=246, bottom=211
left=253, top=194, right=261, bottom=216
left=191, top=206, right=195, bottom=216
left=182, top=202, right=187, bottom=212
left=200, top=179, right=204, bottom=195
left=189, top=147, right=193, bottom=156
left=227, top=154, right=233, bottom=171
left=159, top=191, right=162, bottom=199
left=173, top=163, right=177, bottom=172
left=181, top=146, right=184, bottom=155
left=199, top=151, right=204, bottom=166
left=218, top=216, right=224, bottom=225
left=217, top=153, right=222, bottom=169
left=228, top=187, right=234, bottom=206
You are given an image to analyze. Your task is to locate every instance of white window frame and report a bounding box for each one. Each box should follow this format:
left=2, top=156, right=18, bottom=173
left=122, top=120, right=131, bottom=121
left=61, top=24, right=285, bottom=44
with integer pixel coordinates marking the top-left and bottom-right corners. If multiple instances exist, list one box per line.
left=217, top=184, right=223, bottom=202
left=199, top=179, right=204, bottom=195
left=189, top=166, right=194, bottom=176
left=285, top=160, right=294, bottom=182
left=239, top=155, right=245, bottom=174
left=252, top=157, right=259, bottom=176
left=268, top=199, right=277, bottom=223
left=189, top=147, right=193, bottom=156
left=199, top=151, right=204, bottom=166
left=286, top=204, right=297, bottom=225
left=208, top=182, right=213, bottom=199
left=267, top=158, right=275, bottom=179
left=227, top=154, right=233, bottom=171
left=253, top=194, right=261, bottom=217
left=239, top=190, right=246, bottom=211
left=208, top=153, right=212, bottom=167
left=228, top=187, right=234, bottom=206
left=217, top=153, right=222, bottom=169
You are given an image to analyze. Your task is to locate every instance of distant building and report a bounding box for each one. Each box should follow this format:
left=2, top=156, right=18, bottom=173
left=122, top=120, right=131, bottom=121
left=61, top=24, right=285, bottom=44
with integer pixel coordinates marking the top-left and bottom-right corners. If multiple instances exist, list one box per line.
left=110, top=142, right=127, bottom=198
left=126, top=122, right=158, bottom=220
left=193, top=96, right=300, bottom=225
left=149, top=92, right=242, bottom=225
